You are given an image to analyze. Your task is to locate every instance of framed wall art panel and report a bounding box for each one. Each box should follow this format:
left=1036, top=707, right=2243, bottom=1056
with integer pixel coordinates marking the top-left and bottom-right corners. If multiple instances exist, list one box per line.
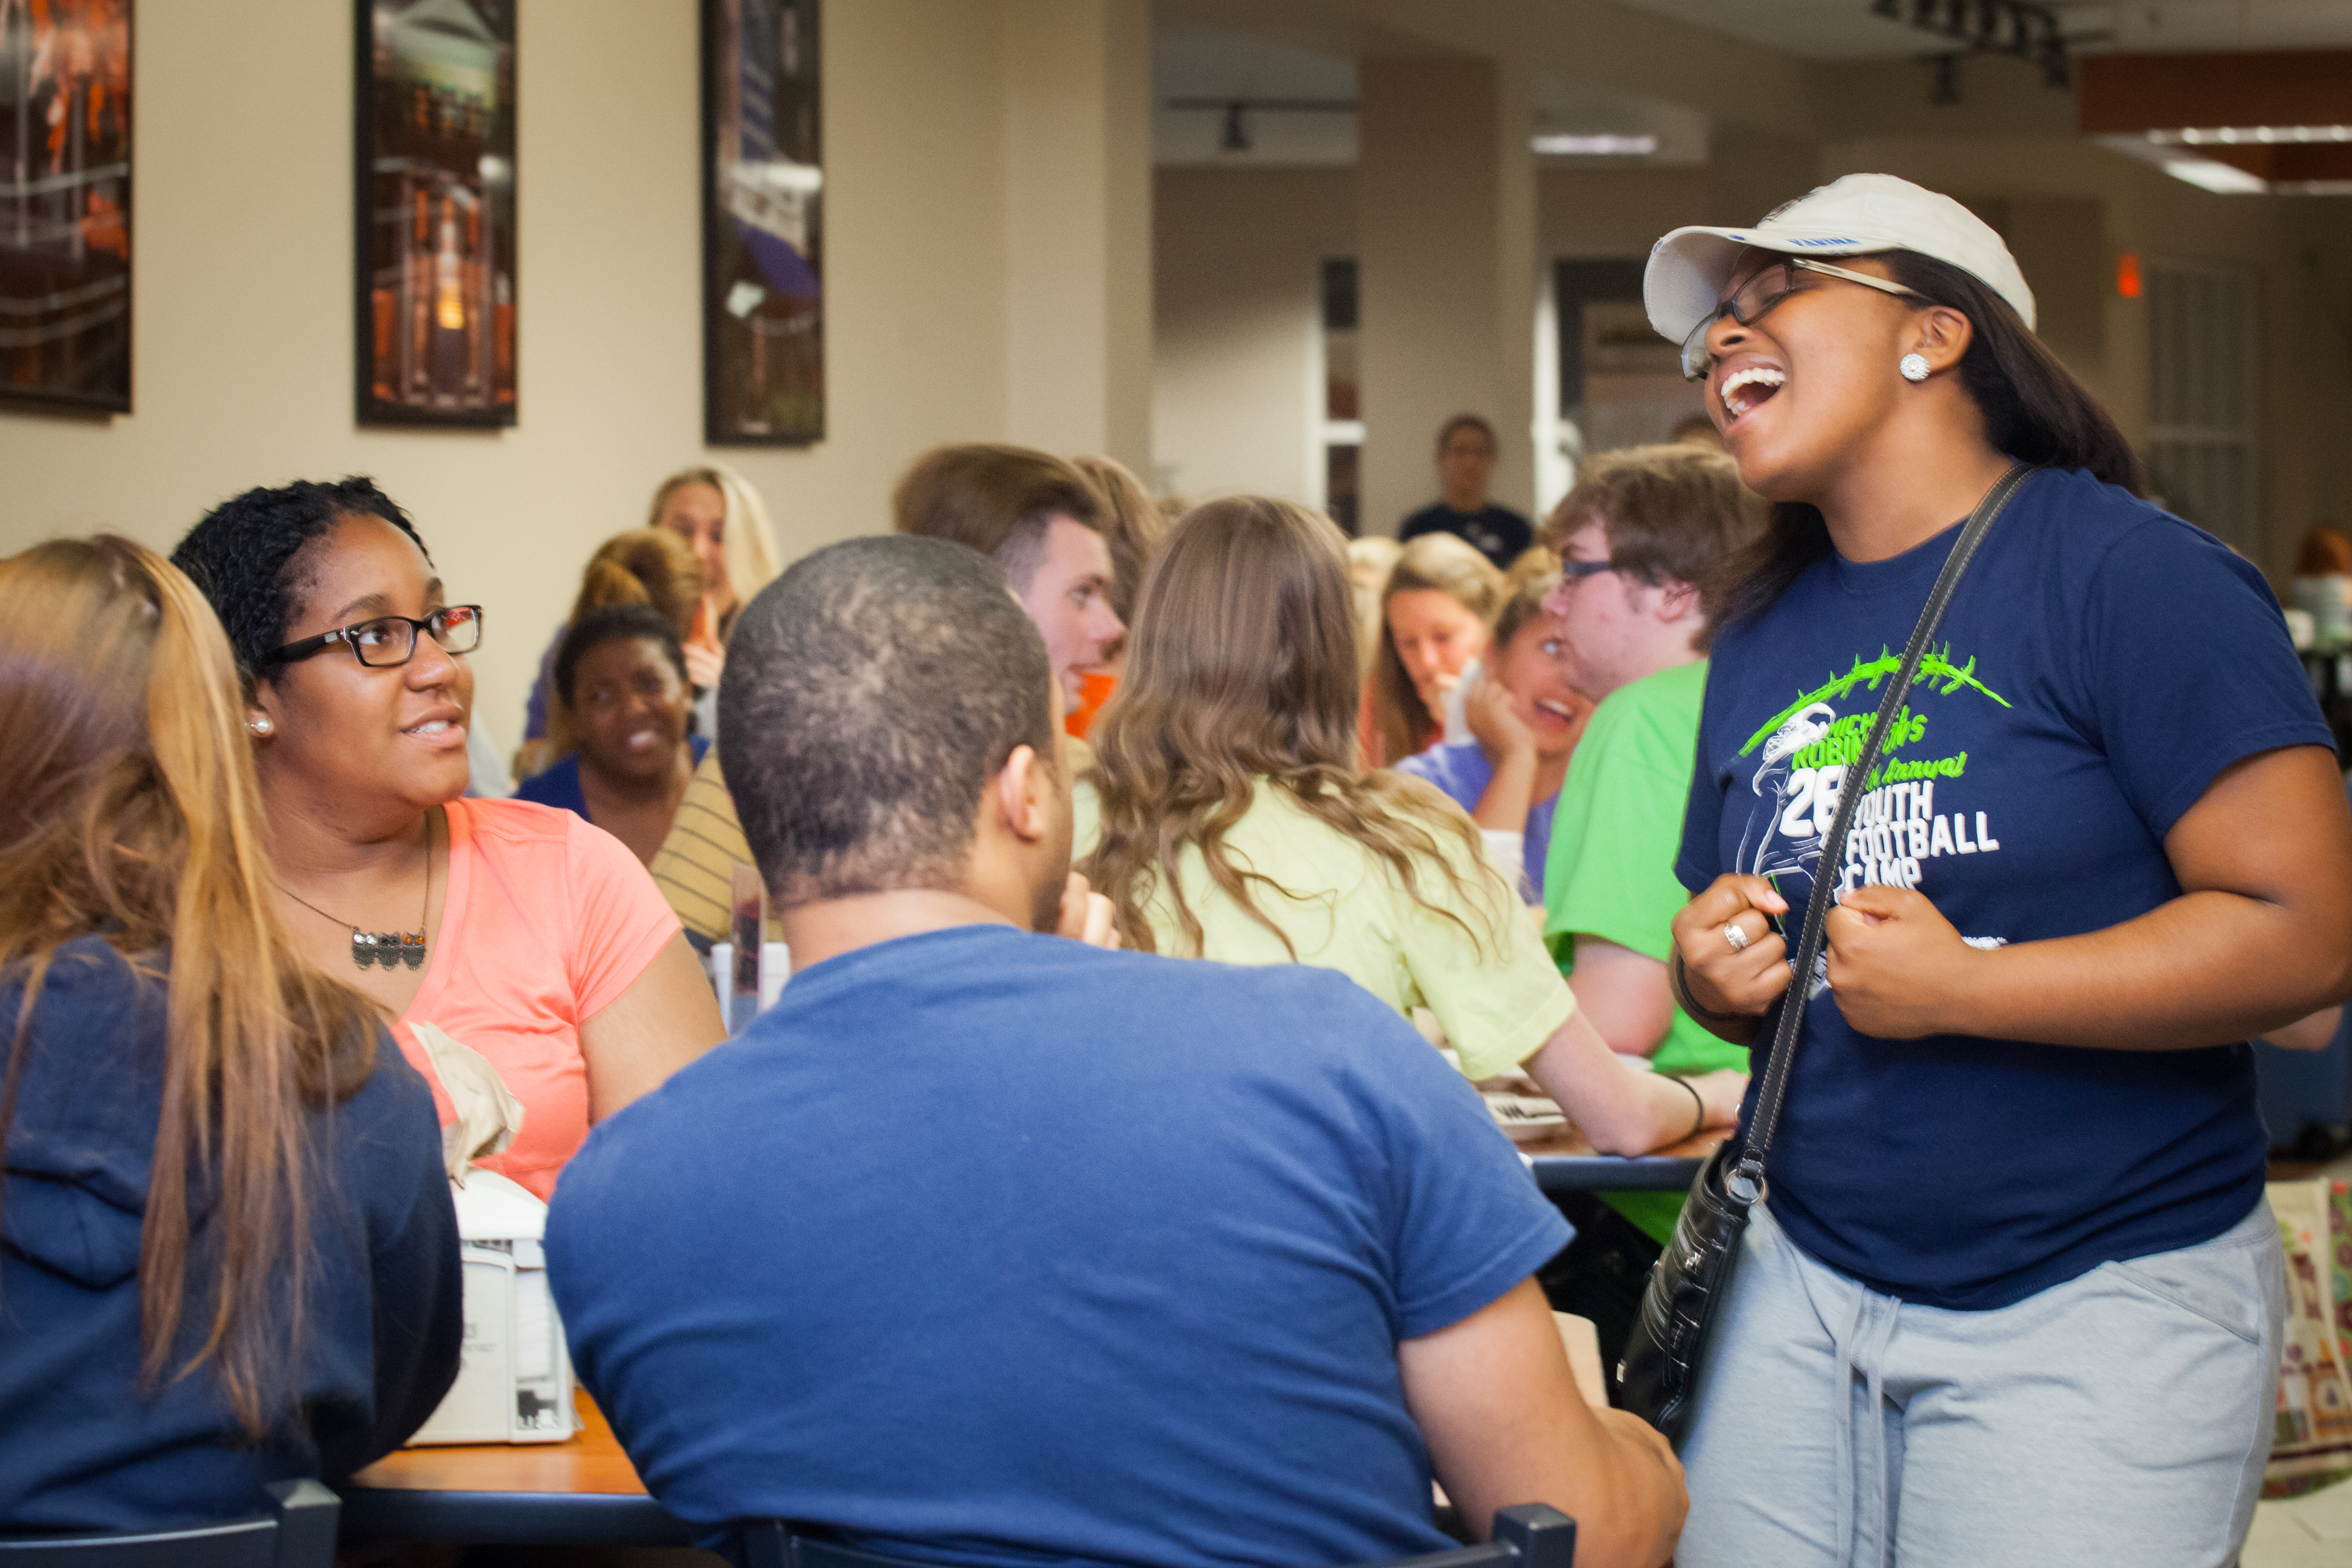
left=356, top=0, right=516, bottom=428
left=702, top=0, right=822, bottom=447
left=1, top=0, right=133, bottom=417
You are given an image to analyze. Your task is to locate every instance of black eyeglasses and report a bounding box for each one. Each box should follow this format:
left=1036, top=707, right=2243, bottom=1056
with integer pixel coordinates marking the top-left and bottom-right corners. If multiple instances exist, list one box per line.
left=1681, top=258, right=1926, bottom=382
left=264, top=605, right=484, bottom=669
left=1557, top=558, right=1615, bottom=583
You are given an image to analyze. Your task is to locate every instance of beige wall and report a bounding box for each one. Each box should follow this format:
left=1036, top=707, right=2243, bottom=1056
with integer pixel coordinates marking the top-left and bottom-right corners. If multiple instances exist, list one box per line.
left=1005, top=0, right=1155, bottom=466
left=1152, top=167, right=1353, bottom=506
left=1356, top=56, right=1538, bottom=530
left=0, top=0, right=1156, bottom=750
left=1539, top=167, right=1712, bottom=259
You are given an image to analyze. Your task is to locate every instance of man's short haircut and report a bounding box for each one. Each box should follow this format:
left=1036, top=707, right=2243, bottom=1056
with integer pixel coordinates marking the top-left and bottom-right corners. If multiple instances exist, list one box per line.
left=1541, top=443, right=1767, bottom=648
left=1435, top=414, right=1497, bottom=456
left=891, top=444, right=1102, bottom=592
left=718, top=535, right=1056, bottom=906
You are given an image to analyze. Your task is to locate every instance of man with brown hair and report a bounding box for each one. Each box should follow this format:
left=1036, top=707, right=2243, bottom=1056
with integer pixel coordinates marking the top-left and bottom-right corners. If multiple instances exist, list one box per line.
left=893, top=444, right=1123, bottom=704
left=1534, top=441, right=1765, bottom=1347
left=645, top=446, right=1124, bottom=950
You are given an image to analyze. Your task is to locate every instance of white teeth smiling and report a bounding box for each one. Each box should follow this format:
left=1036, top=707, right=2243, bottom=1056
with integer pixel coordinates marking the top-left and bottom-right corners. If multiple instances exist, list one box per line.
left=405, top=719, right=454, bottom=736
left=1534, top=699, right=1577, bottom=718
left=1720, top=366, right=1785, bottom=418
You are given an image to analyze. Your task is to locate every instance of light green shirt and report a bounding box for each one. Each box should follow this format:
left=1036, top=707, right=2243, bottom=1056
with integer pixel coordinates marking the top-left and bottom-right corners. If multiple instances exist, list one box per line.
left=1076, top=778, right=1576, bottom=1081
left=1544, top=659, right=1745, bottom=1244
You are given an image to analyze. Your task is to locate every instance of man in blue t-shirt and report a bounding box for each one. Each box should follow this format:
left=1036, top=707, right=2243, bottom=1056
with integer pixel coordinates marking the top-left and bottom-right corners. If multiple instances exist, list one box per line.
left=545, top=536, right=1685, bottom=1568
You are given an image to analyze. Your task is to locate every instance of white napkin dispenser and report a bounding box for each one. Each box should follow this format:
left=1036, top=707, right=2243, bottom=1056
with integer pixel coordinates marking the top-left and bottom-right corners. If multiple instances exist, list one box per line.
left=406, top=1170, right=578, bottom=1445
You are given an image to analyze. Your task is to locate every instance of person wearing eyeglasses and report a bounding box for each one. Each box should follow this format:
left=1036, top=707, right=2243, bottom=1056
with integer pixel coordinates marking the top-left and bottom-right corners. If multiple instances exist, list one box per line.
left=1520, top=443, right=1767, bottom=1363
left=173, top=480, right=726, bottom=1202
left=1652, top=175, right=2352, bottom=1565
left=1392, top=554, right=1593, bottom=903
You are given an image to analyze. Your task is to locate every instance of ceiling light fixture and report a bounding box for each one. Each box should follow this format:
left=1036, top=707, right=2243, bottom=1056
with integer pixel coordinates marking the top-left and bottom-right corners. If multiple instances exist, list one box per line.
left=1531, top=133, right=1658, bottom=156
left=2159, top=158, right=2270, bottom=194
left=2152, top=126, right=2352, bottom=146
left=1221, top=102, right=1249, bottom=153
left=2079, top=51, right=2352, bottom=194
left=1880, top=0, right=2071, bottom=88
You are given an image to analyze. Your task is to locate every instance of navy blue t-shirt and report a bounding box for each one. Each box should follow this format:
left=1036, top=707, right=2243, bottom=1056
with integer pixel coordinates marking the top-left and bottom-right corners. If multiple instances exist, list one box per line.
left=547, top=924, right=1565, bottom=1568
left=515, top=734, right=709, bottom=820
left=1399, top=504, right=1535, bottom=570
left=1677, top=468, right=2333, bottom=1311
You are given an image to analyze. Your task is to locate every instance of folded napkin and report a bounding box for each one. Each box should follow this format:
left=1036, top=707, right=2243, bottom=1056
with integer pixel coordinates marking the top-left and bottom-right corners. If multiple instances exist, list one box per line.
left=408, top=1021, right=526, bottom=1185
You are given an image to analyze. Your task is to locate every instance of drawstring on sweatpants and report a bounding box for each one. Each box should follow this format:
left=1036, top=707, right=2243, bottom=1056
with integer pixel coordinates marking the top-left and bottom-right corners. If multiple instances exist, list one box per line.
left=1826, top=1284, right=1903, bottom=1566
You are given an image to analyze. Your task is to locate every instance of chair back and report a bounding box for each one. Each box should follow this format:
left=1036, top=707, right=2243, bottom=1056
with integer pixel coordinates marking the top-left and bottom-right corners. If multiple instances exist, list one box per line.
left=740, top=1503, right=1576, bottom=1568
left=0, top=1480, right=338, bottom=1568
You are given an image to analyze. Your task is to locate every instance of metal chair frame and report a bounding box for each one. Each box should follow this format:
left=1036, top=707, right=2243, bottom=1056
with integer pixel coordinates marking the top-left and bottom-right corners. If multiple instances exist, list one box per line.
left=740, top=1502, right=1578, bottom=1568
left=0, top=1480, right=338, bottom=1568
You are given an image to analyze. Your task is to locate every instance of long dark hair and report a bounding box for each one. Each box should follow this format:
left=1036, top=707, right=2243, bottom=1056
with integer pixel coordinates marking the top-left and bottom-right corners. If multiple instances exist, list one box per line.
left=1713, top=251, right=2143, bottom=628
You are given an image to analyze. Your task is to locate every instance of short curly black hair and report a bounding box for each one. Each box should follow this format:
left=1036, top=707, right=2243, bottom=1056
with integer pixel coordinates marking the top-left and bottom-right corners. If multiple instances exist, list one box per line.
left=171, top=478, right=430, bottom=684
left=555, top=603, right=689, bottom=709
left=718, top=536, right=1053, bottom=905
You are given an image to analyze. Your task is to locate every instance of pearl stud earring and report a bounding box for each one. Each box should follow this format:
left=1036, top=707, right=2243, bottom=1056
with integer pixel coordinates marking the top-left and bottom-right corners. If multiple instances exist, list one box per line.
left=1899, top=353, right=1931, bottom=382
left=248, top=717, right=274, bottom=736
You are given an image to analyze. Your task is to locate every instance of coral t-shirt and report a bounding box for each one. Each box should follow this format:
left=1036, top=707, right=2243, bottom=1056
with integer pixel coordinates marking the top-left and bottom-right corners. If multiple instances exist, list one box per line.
left=395, top=797, right=681, bottom=1199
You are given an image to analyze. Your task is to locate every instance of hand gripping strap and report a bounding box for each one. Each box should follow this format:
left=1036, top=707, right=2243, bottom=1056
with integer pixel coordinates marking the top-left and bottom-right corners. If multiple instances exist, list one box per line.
left=1731, top=464, right=2036, bottom=1192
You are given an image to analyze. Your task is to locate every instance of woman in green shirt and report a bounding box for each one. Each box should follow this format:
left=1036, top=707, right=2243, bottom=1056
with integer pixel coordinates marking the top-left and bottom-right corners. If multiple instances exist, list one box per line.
left=1078, top=496, right=1744, bottom=1154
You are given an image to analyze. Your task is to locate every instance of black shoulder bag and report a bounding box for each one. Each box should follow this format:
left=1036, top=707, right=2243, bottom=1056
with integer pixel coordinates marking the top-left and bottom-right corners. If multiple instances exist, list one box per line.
left=1616, top=463, right=2036, bottom=1443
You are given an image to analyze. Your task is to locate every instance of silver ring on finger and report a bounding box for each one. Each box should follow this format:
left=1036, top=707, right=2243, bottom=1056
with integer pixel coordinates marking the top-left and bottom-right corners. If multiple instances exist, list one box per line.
left=1722, top=920, right=1751, bottom=953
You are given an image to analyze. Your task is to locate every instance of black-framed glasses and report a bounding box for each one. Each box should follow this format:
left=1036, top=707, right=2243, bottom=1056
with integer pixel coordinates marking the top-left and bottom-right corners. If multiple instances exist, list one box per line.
left=1681, top=258, right=1926, bottom=382
left=264, top=605, right=484, bottom=669
left=1558, top=558, right=1615, bottom=583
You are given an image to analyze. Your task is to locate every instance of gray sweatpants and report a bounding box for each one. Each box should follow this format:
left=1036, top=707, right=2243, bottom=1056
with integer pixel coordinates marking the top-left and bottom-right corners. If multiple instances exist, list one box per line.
left=1675, top=1198, right=2287, bottom=1568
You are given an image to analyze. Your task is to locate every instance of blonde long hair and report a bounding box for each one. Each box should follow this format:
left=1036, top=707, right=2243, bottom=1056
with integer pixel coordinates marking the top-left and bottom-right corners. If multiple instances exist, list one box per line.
left=1082, top=498, right=1505, bottom=959
left=648, top=463, right=782, bottom=612
left=1371, top=533, right=1504, bottom=765
left=0, top=537, right=374, bottom=1435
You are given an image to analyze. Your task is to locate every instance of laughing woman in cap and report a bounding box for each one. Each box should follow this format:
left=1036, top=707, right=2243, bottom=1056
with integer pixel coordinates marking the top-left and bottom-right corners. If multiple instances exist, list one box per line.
left=1657, top=174, right=2352, bottom=1564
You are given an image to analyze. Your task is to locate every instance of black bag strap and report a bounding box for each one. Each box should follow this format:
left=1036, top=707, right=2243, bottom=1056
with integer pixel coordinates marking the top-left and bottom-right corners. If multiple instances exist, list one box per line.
left=1728, top=464, right=2037, bottom=1200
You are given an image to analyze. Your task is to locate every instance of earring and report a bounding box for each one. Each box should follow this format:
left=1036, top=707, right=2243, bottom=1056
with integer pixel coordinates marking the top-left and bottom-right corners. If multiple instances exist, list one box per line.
left=1899, top=353, right=1931, bottom=382
left=247, top=716, right=274, bottom=736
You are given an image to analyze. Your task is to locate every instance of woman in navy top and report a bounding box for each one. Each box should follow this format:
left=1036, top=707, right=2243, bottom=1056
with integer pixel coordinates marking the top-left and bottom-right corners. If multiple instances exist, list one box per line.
left=0, top=537, right=458, bottom=1533
left=517, top=604, right=710, bottom=866
left=1654, top=175, right=2352, bottom=1564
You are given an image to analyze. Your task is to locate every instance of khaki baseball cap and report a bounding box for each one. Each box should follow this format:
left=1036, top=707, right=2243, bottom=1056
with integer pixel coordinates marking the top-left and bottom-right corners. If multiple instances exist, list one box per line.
left=1644, top=173, right=2037, bottom=346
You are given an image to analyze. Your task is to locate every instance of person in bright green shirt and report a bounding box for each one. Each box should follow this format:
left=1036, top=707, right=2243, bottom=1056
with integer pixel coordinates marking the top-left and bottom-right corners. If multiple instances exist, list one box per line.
left=1548, top=659, right=1738, bottom=1082
left=1534, top=444, right=1765, bottom=1349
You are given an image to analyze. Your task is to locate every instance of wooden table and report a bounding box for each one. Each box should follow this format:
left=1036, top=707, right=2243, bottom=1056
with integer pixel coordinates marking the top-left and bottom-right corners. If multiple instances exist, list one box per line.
left=342, top=1390, right=691, bottom=1545
left=1513, top=1124, right=1722, bottom=1194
